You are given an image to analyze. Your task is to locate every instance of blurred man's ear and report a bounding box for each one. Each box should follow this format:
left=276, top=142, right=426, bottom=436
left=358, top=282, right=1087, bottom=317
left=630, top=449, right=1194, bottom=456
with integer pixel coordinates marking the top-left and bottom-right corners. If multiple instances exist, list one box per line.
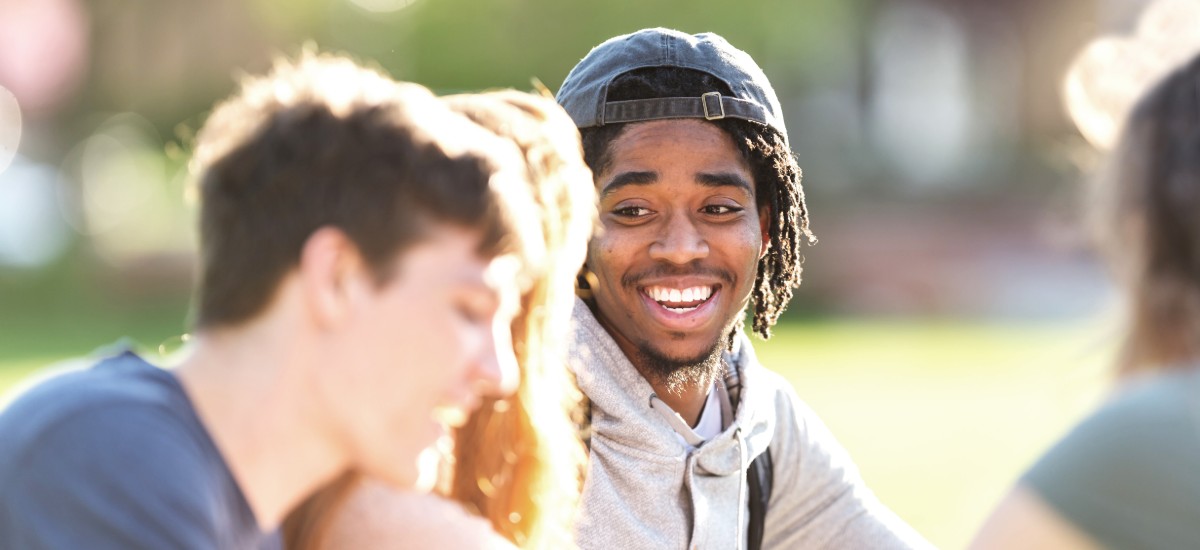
left=299, top=227, right=372, bottom=329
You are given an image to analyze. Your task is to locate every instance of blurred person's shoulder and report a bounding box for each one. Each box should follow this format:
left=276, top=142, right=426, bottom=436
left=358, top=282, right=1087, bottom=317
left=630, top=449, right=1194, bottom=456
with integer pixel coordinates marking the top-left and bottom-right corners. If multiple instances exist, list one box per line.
left=1049, top=364, right=1200, bottom=452
left=1028, top=363, right=1200, bottom=479
left=0, top=349, right=259, bottom=548
left=0, top=348, right=208, bottom=487
left=1112, top=363, right=1200, bottom=414
left=0, top=349, right=191, bottom=442
left=1022, top=364, right=1200, bottom=549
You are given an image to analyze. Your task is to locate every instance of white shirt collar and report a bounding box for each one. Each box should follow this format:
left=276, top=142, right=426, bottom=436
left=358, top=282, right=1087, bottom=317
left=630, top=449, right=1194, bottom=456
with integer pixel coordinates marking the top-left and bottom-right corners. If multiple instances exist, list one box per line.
left=649, top=378, right=731, bottom=451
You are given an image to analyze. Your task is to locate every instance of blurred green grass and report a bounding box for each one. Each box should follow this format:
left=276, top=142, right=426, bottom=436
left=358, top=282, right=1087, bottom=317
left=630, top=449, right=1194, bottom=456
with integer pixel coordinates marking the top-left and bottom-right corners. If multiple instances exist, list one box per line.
left=754, top=319, right=1114, bottom=549
left=0, top=314, right=1115, bottom=549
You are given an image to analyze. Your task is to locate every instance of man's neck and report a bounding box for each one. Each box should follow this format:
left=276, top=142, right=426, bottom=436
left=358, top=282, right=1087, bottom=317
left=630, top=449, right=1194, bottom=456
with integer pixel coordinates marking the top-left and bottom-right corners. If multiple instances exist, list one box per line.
left=584, top=298, right=721, bottom=426
left=645, top=375, right=712, bottom=427
left=174, top=320, right=346, bottom=530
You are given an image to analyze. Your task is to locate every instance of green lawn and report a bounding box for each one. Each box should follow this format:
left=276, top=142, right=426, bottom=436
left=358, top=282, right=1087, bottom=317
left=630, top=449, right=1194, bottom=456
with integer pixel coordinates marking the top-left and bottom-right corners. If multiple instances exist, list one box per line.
left=753, top=318, right=1115, bottom=549
left=0, top=316, right=1116, bottom=549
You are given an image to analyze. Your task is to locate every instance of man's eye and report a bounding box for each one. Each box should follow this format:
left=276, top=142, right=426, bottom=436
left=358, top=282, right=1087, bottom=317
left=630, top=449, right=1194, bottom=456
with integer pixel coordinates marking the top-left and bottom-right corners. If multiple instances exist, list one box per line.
left=613, top=206, right=652, bottom=218
left=456, top=306, right=484, bottom=324
left=703, top=204, right=743, bottom=215
left=456, top=302, right=495, bottom=325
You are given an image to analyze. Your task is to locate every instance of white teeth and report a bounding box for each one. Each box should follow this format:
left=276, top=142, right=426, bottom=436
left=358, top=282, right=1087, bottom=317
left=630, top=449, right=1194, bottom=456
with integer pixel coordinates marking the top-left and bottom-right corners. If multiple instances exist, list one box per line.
left=666, top=306, right=698, bottom=313
left=644, top=285, right=715, bottom=305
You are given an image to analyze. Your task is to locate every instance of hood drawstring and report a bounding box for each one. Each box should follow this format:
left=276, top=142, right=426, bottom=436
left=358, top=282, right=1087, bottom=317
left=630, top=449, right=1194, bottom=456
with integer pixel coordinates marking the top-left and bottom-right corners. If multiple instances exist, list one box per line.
left=734, top=427, right=748, bottom=550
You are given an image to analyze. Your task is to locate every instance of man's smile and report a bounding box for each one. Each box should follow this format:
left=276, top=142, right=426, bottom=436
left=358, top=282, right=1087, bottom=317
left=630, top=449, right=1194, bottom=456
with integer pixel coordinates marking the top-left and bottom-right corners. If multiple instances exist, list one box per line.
left=642, top=284, right=715, bottom=312
left=634, top=280, right=724, bottom=330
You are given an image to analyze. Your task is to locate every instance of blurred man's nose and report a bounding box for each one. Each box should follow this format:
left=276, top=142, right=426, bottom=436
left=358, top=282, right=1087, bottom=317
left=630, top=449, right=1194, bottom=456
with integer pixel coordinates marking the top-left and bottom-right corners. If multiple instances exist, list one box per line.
left=472, top=323, right=519, bottom=398
left=649, top=212, right=710, bottom=265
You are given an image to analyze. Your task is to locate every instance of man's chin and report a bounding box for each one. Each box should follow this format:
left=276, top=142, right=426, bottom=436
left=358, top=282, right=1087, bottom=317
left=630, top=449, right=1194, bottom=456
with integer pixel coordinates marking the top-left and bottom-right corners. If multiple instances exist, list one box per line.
left=644, top=346, right=717, bottom=367
left=634, top=337, right=727, bottom=394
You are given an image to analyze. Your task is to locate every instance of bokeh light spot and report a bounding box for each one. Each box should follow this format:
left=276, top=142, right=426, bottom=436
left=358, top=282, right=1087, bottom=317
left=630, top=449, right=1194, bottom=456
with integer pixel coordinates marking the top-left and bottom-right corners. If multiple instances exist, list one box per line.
left=344, top=0, right=421, bottom=14
left=0, top=86, right=19, bottom=175
left=65, top=113, right=195, bottom=267
left=1065, top=0, right=1200, bottom=149
left=0, top=156, right=71, bottom=269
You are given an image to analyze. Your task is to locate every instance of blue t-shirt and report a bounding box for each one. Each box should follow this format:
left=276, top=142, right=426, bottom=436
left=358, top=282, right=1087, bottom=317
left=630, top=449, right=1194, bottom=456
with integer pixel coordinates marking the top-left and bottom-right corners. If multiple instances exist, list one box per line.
left=0, top=351, right=276, bottom=549
left=1022, top=366, right=1200, bottom=550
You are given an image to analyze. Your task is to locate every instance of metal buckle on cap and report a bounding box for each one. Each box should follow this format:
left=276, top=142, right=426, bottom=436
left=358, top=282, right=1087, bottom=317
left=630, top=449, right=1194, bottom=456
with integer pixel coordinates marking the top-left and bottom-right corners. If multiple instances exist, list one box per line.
left=701, top=92, right=725, bottom=120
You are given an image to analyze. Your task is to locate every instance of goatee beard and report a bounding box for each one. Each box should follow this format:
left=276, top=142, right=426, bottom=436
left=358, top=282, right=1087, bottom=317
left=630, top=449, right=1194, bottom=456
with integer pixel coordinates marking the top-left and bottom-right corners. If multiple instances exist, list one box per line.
left=633, top=331, right=730, bottom=396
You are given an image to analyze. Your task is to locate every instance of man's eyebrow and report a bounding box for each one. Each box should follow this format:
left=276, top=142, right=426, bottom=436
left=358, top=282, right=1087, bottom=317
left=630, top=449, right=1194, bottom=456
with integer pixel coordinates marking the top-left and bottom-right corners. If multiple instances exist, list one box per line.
left=600, top=171, right=657, bottom=198
left=600, top=170, right=754, bottom=199
left=696, top=172, right=754, bottom=195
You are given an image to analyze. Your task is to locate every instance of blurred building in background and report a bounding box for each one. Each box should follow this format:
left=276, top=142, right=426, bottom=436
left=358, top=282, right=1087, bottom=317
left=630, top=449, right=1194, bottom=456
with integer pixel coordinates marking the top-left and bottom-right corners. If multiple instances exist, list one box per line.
left=0, top=0, right=1168, bottom=340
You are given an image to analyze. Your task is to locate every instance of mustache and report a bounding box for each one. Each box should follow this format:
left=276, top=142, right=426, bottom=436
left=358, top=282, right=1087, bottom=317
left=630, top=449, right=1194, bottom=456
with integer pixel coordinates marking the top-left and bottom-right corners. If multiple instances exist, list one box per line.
left=620, top=262, right=736, bottom=289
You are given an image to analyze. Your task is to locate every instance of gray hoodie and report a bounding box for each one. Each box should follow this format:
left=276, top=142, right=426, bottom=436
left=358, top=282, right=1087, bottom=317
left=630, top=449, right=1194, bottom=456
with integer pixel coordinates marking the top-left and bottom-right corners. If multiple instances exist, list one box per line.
left=569, top=299, right=933, bottom=549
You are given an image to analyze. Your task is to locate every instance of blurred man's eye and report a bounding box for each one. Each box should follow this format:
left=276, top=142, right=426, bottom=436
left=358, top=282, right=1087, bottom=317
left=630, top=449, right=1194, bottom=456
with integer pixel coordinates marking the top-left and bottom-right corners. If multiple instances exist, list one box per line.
left=455, top=290, right=501, bottom=325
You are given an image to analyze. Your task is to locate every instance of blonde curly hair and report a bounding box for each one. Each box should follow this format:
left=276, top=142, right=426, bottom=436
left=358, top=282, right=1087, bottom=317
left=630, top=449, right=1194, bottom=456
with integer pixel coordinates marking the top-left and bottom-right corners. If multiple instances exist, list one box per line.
left=440, top=89, right=596, bottom=548
left=282, top=88, right=595, bottom=550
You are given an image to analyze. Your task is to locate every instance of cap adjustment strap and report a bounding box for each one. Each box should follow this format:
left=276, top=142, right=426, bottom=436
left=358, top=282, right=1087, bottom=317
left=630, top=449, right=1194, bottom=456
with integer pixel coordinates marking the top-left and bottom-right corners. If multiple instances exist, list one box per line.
left=600, top=94, right=769, bottom=127
left=702, top=91, right=724, bottom=120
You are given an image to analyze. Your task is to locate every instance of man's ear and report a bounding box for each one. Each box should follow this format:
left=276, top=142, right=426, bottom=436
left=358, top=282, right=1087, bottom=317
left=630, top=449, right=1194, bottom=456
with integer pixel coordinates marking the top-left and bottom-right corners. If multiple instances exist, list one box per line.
left=758, top=206, right=771, bottom=259
left=575, top=264, right=600, bottom=300
left=299, top=227, right=372, bottom=329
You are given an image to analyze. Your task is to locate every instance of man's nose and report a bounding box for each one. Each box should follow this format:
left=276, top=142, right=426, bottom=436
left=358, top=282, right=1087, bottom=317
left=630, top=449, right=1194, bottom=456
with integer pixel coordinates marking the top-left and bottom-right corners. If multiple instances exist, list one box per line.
left=649, top=212, right=710, bottom=265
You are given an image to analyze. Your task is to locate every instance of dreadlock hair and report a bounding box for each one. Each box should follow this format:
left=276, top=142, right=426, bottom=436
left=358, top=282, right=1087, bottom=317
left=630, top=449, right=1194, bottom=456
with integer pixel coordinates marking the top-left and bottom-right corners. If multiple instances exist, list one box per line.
left=580, top=66, right=815, bottom=339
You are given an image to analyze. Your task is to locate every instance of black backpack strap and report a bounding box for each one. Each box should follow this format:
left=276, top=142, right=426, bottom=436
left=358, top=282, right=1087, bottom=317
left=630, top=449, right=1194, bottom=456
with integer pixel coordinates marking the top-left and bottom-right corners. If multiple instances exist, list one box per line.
left=579, top=394, right=593, bottom=452
left=746, top=447, right=773, bottom=550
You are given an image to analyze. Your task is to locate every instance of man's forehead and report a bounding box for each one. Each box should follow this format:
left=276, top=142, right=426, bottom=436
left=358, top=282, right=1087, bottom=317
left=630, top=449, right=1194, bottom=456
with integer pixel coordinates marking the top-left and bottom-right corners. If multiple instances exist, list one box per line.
left=598, top=119, right=753, bottom=196
left=599, top=170, right=754, bottom=200
left=610, top=119, right=733, bottom=148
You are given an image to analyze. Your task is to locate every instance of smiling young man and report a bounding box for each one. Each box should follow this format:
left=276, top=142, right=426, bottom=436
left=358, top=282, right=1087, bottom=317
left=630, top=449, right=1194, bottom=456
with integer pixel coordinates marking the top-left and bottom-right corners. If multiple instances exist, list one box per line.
left=557, top=28, right=932, bottom=549
left=0, top=54, right=544, bottom=548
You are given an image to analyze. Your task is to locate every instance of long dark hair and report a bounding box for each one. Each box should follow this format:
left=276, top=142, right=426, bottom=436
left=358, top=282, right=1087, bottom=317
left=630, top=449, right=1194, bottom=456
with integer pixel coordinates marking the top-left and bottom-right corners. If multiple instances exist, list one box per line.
left=1092, top=54, right=1200, bottom=375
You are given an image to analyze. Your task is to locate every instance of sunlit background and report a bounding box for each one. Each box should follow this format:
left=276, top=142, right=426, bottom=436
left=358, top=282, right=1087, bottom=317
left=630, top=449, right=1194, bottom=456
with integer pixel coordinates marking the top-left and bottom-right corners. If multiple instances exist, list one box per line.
left=1, top=0, right=1194, bottom=547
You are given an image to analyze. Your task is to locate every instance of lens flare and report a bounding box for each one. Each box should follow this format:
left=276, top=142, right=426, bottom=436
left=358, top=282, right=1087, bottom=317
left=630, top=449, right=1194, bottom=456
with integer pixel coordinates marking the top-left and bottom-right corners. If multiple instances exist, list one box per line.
left=64, top=113, right=195, bottom=267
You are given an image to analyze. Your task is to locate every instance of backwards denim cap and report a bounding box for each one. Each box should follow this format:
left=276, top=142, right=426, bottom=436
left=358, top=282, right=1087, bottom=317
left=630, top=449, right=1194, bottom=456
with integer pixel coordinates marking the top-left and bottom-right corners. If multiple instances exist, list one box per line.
left=556, top=27, right=788, bottom=142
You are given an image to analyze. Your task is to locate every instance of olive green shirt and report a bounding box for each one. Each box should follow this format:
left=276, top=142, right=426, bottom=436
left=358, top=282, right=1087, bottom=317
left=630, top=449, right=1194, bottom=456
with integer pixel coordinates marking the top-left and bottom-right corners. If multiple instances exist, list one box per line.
left=1024, top=366, right=1200, bottom=550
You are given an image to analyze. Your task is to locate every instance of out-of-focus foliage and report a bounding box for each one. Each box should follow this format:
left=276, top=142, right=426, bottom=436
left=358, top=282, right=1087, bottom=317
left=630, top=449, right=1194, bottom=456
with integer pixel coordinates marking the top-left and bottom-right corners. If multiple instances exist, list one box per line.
left=63, top=0, right=862, bottom=140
